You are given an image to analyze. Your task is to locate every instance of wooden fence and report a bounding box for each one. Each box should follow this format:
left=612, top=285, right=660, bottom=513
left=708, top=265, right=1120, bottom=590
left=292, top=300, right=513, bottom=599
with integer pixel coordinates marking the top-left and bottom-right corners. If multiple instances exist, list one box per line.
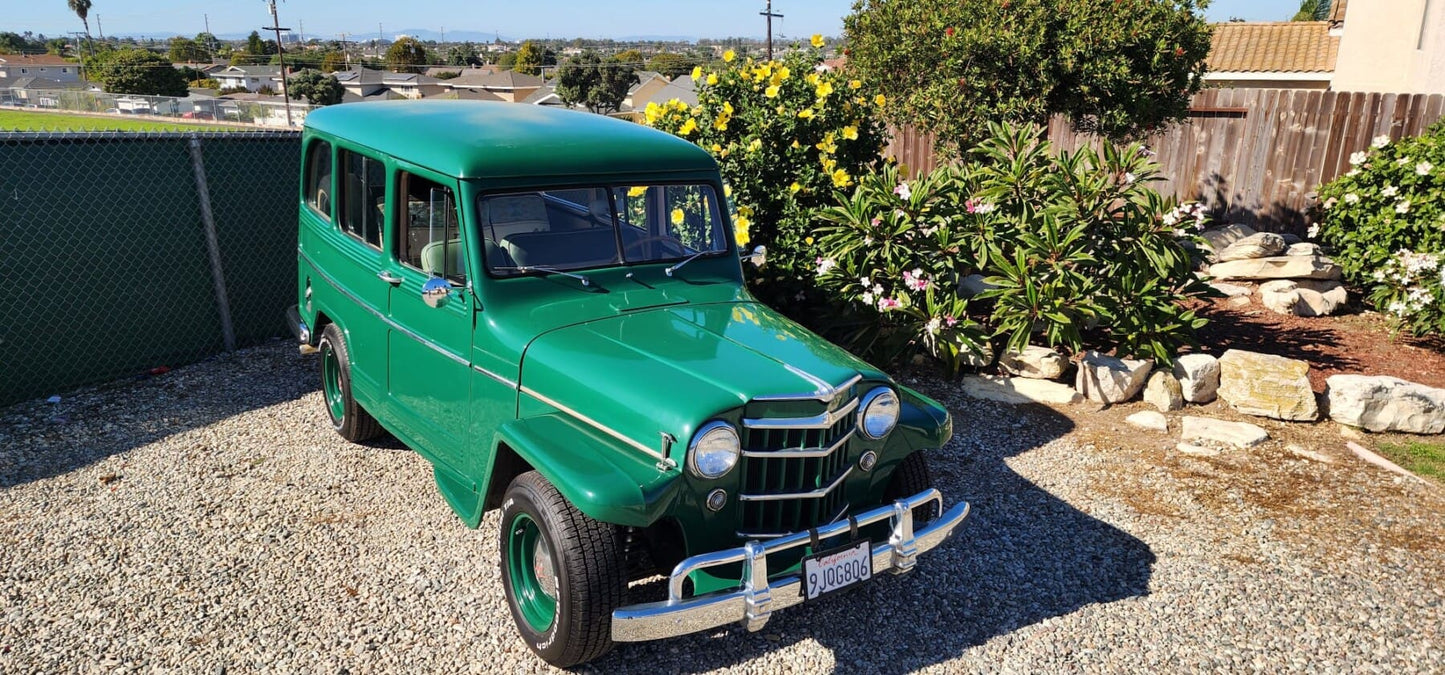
left=887, top=88, right=1445, bottom=233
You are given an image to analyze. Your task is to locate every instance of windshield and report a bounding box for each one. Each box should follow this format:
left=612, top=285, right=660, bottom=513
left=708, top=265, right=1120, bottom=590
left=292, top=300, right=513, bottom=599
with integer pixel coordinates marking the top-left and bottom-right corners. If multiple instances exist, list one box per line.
left=478, top=184, right=728, bottom=276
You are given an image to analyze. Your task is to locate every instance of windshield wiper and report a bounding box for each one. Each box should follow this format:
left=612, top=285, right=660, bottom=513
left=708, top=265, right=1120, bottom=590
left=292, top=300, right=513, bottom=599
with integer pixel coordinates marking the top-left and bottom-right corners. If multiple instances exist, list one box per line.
left=494, top=265, right=592, bottom=287
left=664, top=251, right=711, bottom=277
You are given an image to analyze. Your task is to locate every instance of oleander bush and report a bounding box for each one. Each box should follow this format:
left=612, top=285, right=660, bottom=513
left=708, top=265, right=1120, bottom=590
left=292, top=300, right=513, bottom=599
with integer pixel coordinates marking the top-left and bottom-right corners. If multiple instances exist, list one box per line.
left=1314, top=122, right=1445, bottom=335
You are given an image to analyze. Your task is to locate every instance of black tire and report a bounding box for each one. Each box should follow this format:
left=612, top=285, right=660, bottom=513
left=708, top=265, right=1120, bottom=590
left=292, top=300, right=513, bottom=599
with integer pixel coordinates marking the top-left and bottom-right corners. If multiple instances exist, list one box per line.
left=883, top=451, right=941, bottom=524
left=317, top=323, right=383, bottom=442
left=499, top=471, right=626, bottom=668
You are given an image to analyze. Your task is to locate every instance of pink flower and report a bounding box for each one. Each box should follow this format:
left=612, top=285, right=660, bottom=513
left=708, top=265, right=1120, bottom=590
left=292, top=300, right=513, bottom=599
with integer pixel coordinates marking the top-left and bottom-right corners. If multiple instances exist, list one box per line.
left=966, top=199, right=976, bottom=214
left=944, top=315, right=958, bottom=328
left=878, top=297, right=901, bottom=311
left=901, top=268, right=930, bottom=291
left=870, top=216, right=882, bottom=227
left=894, top=182, right=912, bottom=200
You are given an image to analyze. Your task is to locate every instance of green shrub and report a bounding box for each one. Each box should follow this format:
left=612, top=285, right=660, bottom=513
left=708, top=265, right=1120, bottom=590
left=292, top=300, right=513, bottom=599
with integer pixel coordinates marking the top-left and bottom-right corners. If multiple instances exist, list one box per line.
left=1315, top=123, right=1445, bottom=335
left=812, top=122, right=1211, bottom=371
left=642, top=39, right=890, bottom=309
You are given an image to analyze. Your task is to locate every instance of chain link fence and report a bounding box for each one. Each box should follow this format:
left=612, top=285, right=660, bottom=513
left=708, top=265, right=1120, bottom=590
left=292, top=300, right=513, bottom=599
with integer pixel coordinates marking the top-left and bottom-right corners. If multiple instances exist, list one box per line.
left=2, top=87, right=312, bottom=127
left=0, top=131, right=302, bottom=406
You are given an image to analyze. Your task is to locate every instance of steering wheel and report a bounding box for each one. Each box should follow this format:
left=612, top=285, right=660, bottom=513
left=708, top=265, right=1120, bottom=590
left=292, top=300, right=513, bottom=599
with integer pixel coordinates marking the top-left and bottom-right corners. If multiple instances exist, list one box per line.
left=622, top=234, right=687, bottom=258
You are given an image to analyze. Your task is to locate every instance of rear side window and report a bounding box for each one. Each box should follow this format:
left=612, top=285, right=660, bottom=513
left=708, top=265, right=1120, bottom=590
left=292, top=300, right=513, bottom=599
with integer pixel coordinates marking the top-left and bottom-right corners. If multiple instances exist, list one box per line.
left=397, top=172, right=465, bottom=282
left=303, top=140, right=332, bottom=218
left=338, top=149, right=385, bottom=249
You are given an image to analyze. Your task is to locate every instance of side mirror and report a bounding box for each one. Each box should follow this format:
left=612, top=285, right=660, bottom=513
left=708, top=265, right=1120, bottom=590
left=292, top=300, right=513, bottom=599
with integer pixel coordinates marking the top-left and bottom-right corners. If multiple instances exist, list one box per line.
left=743, top=245, right=767, bottom=268
left=422, top=276, right=453, bottom=308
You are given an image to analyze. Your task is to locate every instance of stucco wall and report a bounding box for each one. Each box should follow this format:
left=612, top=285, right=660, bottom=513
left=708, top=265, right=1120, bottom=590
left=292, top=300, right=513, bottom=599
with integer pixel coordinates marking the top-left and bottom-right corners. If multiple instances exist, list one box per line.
left=1334, top=0, right=1445, bottom=93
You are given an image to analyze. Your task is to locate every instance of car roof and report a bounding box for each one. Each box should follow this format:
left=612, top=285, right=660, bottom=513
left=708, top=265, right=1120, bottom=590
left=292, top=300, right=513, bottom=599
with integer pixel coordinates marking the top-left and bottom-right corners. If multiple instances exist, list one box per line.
left=304, top=100, right=718, bottom=181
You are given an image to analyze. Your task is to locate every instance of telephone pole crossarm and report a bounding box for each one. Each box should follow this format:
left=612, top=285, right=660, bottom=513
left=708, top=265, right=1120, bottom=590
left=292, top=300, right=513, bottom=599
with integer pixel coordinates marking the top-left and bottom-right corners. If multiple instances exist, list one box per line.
left=760, top=1, right=784, bottom=61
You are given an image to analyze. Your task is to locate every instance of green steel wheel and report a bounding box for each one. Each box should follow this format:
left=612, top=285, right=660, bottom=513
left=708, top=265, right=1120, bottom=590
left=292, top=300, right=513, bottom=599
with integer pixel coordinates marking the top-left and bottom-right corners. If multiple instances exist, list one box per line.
left=316, top=323, right=382, bottom=442
left=499, top=471, right=626, bottom=667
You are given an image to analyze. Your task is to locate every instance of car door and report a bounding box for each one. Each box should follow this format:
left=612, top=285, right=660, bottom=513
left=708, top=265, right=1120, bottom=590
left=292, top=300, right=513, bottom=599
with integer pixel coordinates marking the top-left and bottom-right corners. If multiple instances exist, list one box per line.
left=384, top=167, right=475, bottom=462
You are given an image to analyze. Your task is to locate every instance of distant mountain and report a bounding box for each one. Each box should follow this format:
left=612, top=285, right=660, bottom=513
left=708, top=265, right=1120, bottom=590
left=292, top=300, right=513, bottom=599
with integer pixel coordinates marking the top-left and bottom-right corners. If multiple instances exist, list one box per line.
left=391, top=29, right=513, bottom=43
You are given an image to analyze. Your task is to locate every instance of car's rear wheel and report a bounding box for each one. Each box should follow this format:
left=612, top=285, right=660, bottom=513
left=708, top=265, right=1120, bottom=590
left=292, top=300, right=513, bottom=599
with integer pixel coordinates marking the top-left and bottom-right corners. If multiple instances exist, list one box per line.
left=317, top=323, right=382, bottom=442
left=883, top=451, right=941, bottom=524
left=499, top=471, right=625, bottom=668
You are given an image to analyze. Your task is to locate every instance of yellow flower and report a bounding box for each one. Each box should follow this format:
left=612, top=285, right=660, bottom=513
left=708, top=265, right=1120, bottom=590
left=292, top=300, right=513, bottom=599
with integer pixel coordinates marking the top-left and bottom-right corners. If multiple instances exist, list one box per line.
left=842, top=125, right=859, bottom=141
left=790, top=140, right=800, bottom=149
left=725, top=185, right=733, bottom=197
left=811, top=34, right=825, bottom=48
left=737, top=204, right=754, bottom=217
left=723, top=49, right=736, bottom=62
left=874, top=94, right=887, bottom=107
left=714, top=116, right=730, bottom=131
left=804, top=236, right=814, bottom=245
left=707, top=73, right=719, bottom=85
left=831, top=168, right=852, bottom=188
left=815, top=81, right=834, bottom=98
left=849, top=79, right=862, bottom=89
left=628, top=186, right=648, bottom=197
left=644, top=101, right=661, bottom=124
left=734, top=215, right=752, bottom=247
left=748, top=138, right=762, bottom=152
left=722, top=101, right=734, bottom=115
left=691, top=65, right=703, bottom=81
left=816, top=138, right=837, bottom=154
left=670, top=208, right=685, bottom=226
left=711, top=143, right=723, bottom=153
left=776, top=66, right=791, bottom=81
left=806, top=72, right=821, bottom=86
left=798, top=109, right=815, bottom=119
left=679, top=118, right=698, bottom=136
left=765, top=85, right=780, bottom=98
left=821, top=156, right=836, bottom=172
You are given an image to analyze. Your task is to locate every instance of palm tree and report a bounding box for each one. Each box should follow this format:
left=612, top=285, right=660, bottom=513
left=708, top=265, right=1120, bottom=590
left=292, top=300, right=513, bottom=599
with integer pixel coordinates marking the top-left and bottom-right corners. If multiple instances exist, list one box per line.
left=67, top=0, right=93, bottom=80
left=1292, top=0, right=1331, bottom=21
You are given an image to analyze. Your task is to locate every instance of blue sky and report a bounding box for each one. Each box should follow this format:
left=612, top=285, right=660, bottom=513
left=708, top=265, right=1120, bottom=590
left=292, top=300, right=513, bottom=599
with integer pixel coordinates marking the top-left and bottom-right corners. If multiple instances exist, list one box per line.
left=9, top=0, right=1305, bottom=41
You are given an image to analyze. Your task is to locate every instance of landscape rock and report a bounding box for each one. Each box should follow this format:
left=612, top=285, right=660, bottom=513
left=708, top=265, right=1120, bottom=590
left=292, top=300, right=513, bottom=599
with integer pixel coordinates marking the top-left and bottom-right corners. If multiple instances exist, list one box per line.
left=1209, top=282, right=1253, bottom=297
left=1258, top=279, right=1348, bottom=317
left=1199, top=223, right=1257, bottom=259
left=1285, top=242, right=1321, bottom=257
left=961, top=341, right=999, bottom=369
left=1326, top=374, right=1445, bottom=434
left=999, top=346, right=1069, bottom=380
left=1217, top=232, right=1286, bottom=261
left=1126, top=410, right=1169, bottom=433
left=960, top=375, right=1083, bottom=406
left=959, top=274, right=997, bottom=297
left=1280, top=232, right=1304, bottom=245
left=1208, top=255, right=1342, bottom=281
left=1286, top=444, right=1335, bottom=464
left=1172, top=353, right=1221, bottom=404
left=1181, top=415, right=1271, bottom=448
left=1217, top=349, right=1320, bottom=421
left=1227, top=295, right=1252, bottom=307
left=1176, top=442, right=1221, bottom=457
left=1144, top=370, right=1185, bottom=412
left=1075, top=351, right=1153, bottom=404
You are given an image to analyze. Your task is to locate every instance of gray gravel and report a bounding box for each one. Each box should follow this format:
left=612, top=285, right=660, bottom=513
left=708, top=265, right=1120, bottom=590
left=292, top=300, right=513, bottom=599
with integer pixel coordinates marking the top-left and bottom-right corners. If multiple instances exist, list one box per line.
left=1, top=341, right=1441, bottom=673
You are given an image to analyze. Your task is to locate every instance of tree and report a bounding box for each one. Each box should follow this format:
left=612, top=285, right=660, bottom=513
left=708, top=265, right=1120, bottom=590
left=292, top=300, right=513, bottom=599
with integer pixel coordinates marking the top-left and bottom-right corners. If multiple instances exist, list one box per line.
left=447, top=43, right=479, bottom=67
left=288, top=68, right=344, bottom=105
left=1292, top=0, right=1331, bottom=21
left=168, top=37, right=207, bottom=63
left=246, top=31, right=266, bottom=56
left=90, top=49, right=189, bottom=96
left=614, top=49, right=644, bottom=65
left=320, top=50, right=347, bottom=73
left=555, top=52, right=638, bottom=114
left=195, top=32, right=220, bottom=60
left=844, top=0, right=1213, bottom=155
left=513, top=40, right=543, bottom=76
left=497, top=52, right=518, bottom=70
left=647, top=52, right=694, bottom=79
left=384, top=37, right=429, bottom=74
left=67, top=0, right=92, bottom=47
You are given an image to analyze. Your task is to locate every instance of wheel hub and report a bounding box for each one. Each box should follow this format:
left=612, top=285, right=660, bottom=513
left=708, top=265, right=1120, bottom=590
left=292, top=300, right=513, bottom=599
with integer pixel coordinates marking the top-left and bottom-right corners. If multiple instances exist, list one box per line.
left=533, top=538, right=557, bottom=598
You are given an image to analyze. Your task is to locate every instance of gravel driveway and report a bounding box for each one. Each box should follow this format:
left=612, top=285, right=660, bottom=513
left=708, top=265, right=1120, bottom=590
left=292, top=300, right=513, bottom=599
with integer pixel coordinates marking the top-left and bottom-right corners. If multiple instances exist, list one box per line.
left=2, top=342, right=1441, bottom=673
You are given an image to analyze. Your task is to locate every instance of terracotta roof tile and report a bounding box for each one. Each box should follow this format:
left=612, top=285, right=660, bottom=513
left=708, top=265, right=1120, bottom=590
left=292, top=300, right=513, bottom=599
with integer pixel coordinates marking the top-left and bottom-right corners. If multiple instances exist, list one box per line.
left=1207, top=21, right=1339, bottom=74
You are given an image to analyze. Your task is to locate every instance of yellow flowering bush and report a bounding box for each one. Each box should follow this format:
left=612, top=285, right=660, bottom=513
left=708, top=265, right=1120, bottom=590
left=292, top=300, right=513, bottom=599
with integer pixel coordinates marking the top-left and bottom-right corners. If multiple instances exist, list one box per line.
left=643, top=38, right=889, bottom=308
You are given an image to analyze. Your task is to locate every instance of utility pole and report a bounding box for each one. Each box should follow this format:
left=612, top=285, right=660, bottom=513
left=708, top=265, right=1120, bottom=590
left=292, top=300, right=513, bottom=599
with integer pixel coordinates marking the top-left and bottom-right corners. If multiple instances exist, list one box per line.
left=204, top=14, right=213, bottom=62
left=760, top=0, right=784, bottom=61
left=263, top=0, right=294, bottom=127
left=95, top=14, right=104, bottom=40
left=298, top=20, right=305, bottom=45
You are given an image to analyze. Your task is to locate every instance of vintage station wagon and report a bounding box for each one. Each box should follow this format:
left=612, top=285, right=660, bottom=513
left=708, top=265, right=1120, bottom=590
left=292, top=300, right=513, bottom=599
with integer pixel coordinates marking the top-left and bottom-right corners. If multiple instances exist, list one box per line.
left=287, top=100, right=969, bottom=667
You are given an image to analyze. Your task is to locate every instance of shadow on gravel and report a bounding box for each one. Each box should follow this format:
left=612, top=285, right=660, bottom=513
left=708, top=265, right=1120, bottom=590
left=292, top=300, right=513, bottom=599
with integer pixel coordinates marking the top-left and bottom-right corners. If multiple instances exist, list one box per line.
left=589, top=398, right=1156, bottom=674
left=0, top=343, right=316, bottom=488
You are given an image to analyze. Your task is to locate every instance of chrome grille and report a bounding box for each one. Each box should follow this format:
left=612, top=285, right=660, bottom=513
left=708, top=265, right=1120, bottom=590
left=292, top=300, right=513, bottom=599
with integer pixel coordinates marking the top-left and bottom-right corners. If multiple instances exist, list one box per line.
left=737, top=385, right=860, bottom=537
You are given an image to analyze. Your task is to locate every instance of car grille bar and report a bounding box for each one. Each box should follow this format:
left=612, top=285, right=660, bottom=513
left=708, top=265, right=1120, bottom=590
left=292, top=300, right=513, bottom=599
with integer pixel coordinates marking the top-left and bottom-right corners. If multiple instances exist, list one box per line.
left=740, top=397, right=858, bottom=429
left=737, top=381, right=860, bottom=536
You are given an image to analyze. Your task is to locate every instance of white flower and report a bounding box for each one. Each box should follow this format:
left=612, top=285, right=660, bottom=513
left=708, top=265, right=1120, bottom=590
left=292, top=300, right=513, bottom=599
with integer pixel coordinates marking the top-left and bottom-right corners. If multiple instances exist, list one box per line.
left=1382, top=185, right=1399, bottom=197
left=1397, top=200, right=1411, bottom=214
left=973, top=202, right=996, bottom=214
left=1373, top=269, right=1387, bottom=282
left=1344, top=193, right=1360, bottom=204
left=860, top=291, right=875, bottom=305
left=893, top=182, right=912, bottom=200
left=1349, top=150, right=1369, bottom=165
left=1397, top=157, right=1410, bottom=166
left=1307, top=223, right=1320, bottom=238
left=1163, top=211, right=1180, bottom=227
left=815, top=258, right=837, bottom=276
left=872, top=283, right=884, bottom=295
left=1418, top=161, right=1435, bottom=176
left=858, top=276, right=871, bottom=287
left=1124, top=172, right=1137, bottom=184
left=1346, top=168, right=1360, bottom=177
left=1323, top=197, right=1337, bottom=210
left=1373, top=135, right=1391, bottom=148
left=924, top=317, right=941, bottom=336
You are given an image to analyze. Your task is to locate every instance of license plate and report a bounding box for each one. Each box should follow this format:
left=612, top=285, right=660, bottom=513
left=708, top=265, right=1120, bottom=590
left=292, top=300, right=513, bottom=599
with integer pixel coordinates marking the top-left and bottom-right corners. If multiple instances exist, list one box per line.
left=802, top=540, right=872, bottom=600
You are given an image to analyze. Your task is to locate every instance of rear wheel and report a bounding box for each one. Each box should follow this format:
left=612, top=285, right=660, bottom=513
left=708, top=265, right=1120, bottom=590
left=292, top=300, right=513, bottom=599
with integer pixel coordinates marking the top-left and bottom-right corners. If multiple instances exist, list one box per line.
left=317, top=323, right=382, bottom=442
left=883, top=451, right=941, bottom=524
left=499, top=471, right=625, bottom=668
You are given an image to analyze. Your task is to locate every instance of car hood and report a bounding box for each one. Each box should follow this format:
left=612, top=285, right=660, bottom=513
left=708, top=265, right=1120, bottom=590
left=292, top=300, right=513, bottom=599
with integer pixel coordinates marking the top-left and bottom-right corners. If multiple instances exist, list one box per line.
left=518, top=301, right=888, bottom=457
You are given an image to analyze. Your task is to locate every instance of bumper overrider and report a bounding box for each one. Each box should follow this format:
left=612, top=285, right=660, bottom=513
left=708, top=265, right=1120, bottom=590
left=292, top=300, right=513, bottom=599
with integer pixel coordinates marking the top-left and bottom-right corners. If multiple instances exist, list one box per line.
left=611, top=488, right=969, bottom=642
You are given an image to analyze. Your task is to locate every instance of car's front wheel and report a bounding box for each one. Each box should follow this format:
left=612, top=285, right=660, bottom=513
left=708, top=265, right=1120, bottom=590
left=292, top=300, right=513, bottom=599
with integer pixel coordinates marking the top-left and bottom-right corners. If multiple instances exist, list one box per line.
left=499, top=471, right=626, bottom=668
left=883, top=450, right=941, bottom=524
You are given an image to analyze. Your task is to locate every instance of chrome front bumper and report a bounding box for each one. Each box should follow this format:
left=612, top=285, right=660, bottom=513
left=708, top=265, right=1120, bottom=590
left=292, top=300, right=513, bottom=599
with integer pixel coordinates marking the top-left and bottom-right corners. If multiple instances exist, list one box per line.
left=611, top=488, right=970, bottom=642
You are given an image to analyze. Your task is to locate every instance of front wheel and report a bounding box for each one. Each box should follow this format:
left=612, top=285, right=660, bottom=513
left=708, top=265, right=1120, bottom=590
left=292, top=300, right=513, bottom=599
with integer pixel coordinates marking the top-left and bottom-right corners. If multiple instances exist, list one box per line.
left=499, top=471, right=626, bottom=668
left=883, top=451, right=941, bottom=524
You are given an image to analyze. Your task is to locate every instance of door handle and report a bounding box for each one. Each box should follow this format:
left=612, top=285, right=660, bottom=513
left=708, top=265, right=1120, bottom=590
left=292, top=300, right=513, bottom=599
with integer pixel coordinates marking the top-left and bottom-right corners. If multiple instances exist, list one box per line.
left=377, top=271, right=403, bottom=285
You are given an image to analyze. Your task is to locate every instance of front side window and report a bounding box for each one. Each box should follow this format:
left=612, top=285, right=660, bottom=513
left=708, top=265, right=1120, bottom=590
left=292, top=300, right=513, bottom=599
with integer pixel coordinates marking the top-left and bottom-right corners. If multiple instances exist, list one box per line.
left=338, top=149, right=384, bottom=249
left=396, top=172, right=465, bottom=282
left=479, top=184, right=727, bottom=276
left=303, top=139, right=332, bottom=218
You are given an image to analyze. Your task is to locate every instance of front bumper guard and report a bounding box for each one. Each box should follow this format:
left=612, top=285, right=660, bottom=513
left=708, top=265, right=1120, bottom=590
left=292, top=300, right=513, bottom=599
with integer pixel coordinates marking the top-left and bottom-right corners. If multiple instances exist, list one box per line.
left=611, top=488, right=969, bottom=642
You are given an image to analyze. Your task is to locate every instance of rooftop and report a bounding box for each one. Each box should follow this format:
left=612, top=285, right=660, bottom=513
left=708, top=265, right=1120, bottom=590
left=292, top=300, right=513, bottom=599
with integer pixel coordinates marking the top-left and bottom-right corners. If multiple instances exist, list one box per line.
left=303, top=100, right=716, bottom=181
left=1207, top=21, right=1339, bottom=74
left=445, top=70, right=545, bottom=89
left=0, top=54, right=75, bottom=67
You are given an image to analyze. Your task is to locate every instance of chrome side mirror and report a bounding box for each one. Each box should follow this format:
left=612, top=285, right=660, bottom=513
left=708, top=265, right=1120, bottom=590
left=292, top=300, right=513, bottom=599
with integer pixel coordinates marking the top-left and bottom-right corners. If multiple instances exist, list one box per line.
left=422, top=277, right=453, bottom=308
left=744, top=245, right=767, bottom=268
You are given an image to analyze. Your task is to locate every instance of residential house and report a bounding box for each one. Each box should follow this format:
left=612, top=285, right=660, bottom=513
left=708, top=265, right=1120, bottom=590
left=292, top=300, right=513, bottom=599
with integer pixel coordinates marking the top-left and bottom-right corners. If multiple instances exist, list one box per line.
left=617, top=75, right=698, bottom=120
left=432, top=88, right=507, bottom=102
left=621, top=71, right=670, bottom=111
left=1203, top=21, right=1338, bottom=89
left=442, top=70, right=544, bottom=102
left=213, top=65, right=284, bottom=93
left=520, top=83, right=566, bottom=106
left=0, top=54, right=81, bottom=83
left=1333, top=0, right=1445, bottom=93
left=380, top=72, right=446, bottom=100
left=3, top=77, right=89, bottom=107
left=333, top=67, right=386, bottom=98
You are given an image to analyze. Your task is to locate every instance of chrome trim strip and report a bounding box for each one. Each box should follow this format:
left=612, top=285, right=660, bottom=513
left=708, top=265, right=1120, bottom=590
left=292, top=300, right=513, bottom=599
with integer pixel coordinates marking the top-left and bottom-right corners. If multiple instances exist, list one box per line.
left=741, top=429, right=853, bottom=459
left=752, top=374, right=863, bottom=403
left=519, top=385, right=664, bottom=459
left=736, top=503, right=848, bottom=539
left=742, top=398, right=859, bottom=429
left=612, top=488, right=970, bottom=642
left=471, top=364, right=518, bottom=389
left=737, top=466, right=852, bottom=502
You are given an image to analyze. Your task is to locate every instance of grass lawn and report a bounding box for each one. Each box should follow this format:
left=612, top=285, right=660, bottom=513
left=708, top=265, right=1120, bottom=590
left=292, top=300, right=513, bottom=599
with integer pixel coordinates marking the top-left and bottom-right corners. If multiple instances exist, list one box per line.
left=1376, top=440, right=1445, bottom=481
left=0, top=110, right=248, bottom=132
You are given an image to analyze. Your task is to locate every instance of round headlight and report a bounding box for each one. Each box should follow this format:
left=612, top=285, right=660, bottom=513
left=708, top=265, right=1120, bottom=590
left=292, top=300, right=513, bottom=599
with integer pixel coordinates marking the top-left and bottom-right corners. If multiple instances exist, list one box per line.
left=859, top=387, right=900, bottom=439
left=688, top=421, right=740, bottom=479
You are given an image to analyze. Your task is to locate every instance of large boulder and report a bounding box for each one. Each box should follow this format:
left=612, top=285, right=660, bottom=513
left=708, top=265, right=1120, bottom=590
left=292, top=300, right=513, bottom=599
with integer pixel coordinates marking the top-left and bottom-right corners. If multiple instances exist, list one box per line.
left=1208, top=255, right=1342, bottom=281
left=1217, top=350, right=1319, bottom=421
left=1181, top=415, right=1270, bottom=448
left=1200, top=223, right=1257, bottom=260
left=1144, top=370, right=1185, bottom=412
left=1258, top=279, right=1348, bottom=317
left=1172, top=353, right=1221, bottom=403
left=1217, top=232, right=1286, bottom=261
left=1075, top=351, right=1153, bottom=404
left=960, top=375, right=1083, bottom=406
left=1326, top=375, right=1445, bottom=434
left=999, top=346, right=1068, bottom=380
left=1285, top=242, right=1321, bottom=257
